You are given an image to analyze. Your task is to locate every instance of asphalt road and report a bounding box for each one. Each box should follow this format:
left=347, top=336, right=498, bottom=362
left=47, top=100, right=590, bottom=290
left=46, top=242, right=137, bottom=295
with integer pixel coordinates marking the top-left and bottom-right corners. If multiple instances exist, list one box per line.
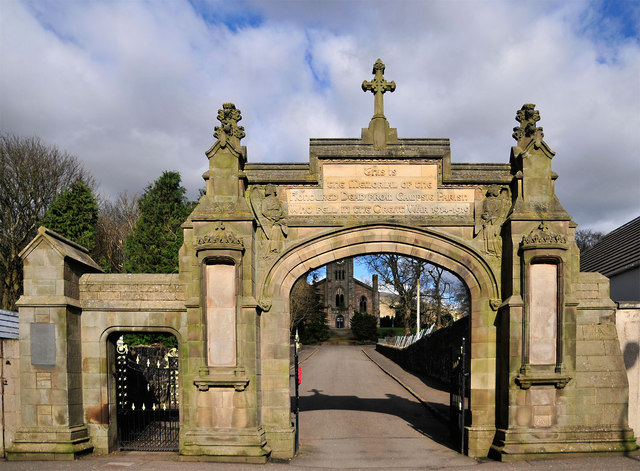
left=292, top=345, right=475, bottom=469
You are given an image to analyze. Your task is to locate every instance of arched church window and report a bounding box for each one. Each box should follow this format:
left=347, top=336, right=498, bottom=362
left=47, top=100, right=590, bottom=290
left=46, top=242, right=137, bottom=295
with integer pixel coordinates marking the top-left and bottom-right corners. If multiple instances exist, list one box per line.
left=335, top=288, right=345, bottom=308
left=360, top=296, right=367, bottom=313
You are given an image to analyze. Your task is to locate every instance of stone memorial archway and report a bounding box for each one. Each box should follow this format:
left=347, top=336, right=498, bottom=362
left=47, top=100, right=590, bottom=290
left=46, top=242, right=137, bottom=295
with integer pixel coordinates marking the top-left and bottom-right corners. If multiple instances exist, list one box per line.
left=7, top=60, right=636, bottom=462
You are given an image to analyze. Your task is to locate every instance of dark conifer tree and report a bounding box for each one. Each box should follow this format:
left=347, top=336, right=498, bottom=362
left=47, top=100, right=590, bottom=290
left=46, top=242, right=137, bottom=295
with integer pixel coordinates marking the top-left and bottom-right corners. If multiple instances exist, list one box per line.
left=42, top=180, right=99, bottom=252
left=124, top=171, right=193, bottom=273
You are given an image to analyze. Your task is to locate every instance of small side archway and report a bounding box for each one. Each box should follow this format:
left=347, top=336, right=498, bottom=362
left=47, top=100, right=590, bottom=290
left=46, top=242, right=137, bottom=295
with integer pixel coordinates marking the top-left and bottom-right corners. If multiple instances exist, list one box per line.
left=259, top=224, right=500, bottom=456
left=99, top=326, right=182, bottom=453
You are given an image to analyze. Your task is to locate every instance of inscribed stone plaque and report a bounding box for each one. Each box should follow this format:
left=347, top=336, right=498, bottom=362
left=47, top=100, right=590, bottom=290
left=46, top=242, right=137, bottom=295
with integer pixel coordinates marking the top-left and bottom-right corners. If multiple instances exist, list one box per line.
left=30, top=323, right=56, bottom=367
left=286, top=164, right=474, bottom=217
left=529, top=264, right=557, bottom=365
left=205, top=264, right=236, bottom=367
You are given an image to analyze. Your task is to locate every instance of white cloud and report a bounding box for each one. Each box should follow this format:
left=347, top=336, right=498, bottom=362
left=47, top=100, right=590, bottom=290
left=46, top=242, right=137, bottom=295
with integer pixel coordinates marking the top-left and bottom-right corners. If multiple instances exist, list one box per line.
left=1, top=0, right=638, bottom=233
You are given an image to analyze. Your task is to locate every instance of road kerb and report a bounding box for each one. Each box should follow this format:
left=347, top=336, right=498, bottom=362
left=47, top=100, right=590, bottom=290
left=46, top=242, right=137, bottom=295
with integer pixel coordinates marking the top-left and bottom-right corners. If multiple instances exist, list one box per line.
left=361, top=348, right=449, bottom=423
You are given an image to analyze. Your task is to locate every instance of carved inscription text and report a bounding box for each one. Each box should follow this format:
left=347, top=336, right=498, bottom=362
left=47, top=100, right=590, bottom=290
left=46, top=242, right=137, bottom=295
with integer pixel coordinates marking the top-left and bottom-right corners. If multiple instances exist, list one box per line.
left=287, top=164, right=474, bottom=217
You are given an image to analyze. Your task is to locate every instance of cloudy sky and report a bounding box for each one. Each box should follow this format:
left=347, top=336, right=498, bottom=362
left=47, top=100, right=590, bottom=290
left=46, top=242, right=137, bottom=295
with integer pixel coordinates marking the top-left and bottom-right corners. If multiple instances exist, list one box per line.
left=1, top=0, right=638, bottom=233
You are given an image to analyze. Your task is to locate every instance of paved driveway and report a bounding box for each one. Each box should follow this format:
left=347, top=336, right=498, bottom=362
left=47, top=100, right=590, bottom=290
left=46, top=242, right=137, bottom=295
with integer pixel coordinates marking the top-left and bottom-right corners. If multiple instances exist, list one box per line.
left=292, top=344, right=475, bottom=469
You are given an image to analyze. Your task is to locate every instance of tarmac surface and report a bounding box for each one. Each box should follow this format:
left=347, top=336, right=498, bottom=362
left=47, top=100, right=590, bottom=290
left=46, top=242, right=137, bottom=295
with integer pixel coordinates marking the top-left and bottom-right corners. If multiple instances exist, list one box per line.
left=2, top=344, right=639, bottom=470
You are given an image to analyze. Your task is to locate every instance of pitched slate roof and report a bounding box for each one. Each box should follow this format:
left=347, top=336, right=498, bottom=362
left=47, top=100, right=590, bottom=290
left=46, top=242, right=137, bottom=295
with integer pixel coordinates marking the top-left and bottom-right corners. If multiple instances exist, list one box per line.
left=580, top=216, right=640, bottom=277
left=0, top=309, right=19, bottom=339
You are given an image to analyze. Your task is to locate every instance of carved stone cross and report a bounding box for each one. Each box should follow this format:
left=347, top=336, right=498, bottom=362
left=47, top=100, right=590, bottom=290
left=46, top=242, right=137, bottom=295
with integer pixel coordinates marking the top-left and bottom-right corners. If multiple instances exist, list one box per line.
left=362, top=59, right=396, bottom=119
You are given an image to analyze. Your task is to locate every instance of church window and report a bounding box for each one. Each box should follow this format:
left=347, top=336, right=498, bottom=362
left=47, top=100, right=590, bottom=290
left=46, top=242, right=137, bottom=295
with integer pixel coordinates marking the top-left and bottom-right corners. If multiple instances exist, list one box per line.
left=335, top=288, right=345, bottom=308
left=359, top=296, right=367, bottom=313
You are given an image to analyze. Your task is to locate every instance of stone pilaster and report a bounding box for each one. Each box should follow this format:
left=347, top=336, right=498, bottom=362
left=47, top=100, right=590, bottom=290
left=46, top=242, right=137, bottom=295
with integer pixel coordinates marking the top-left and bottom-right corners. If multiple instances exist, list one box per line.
left=178, top=103, right=270, bottom=462
left=490, top=105, right=637, bottom=459
left=7, top=228, right=102, bottom=460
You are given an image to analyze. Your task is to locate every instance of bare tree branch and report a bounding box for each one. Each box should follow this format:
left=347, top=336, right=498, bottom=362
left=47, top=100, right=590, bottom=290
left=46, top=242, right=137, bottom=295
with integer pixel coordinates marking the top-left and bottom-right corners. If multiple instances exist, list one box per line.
left=0, top=134, right=88, bottom=309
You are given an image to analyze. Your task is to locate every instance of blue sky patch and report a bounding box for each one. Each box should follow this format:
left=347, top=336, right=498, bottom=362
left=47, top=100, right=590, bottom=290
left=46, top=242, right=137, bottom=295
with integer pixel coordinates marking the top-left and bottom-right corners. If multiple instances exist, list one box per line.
left=578, top=0, right=640, bottom=44
left=188, top=0, right=263, bottom=32
left=304, top=47, right=331, bottom=92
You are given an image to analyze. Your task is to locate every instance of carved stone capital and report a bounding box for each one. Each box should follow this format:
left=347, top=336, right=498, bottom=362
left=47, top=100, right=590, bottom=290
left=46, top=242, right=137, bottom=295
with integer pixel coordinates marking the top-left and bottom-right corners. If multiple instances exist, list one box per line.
left=521, top=222, right=567, bottom=250
left=258, top=297, right=272, bottom=312
left=194, top=222, right=244, bottom=253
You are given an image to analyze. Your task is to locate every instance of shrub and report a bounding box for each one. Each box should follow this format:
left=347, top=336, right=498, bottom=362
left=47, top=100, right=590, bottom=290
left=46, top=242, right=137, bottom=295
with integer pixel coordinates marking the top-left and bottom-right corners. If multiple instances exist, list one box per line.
left=350, top=312, right=378, bottom=341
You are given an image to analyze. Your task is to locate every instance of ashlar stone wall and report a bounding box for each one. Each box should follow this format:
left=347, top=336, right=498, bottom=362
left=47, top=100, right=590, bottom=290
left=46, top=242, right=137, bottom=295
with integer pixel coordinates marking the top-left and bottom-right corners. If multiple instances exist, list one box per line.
left=79, top=273, right=185, bottom=453
left=0, top=338, right=20, bottom=458
left=616, top=302, right=640, bottom=440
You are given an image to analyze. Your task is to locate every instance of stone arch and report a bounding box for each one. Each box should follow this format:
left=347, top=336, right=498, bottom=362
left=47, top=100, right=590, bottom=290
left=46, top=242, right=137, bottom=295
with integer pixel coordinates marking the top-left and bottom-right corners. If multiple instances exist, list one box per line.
left=261, top=224, right=498, bottom=306
left=259, top=224, right=500, bottom=454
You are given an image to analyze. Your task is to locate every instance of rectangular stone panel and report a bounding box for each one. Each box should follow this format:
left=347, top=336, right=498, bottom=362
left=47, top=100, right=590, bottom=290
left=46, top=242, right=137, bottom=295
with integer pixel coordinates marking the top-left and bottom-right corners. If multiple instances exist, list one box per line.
left=286, top=163, right=474, bottom=217
left=205, top=264, right=236, bottom=367
left=30, top=322, right=56, bottom=366
left=529, top=264, right=557, bottom=365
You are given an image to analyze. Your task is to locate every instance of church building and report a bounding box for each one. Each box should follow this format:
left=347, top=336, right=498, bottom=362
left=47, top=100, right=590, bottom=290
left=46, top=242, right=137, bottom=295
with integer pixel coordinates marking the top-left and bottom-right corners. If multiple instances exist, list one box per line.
left=315, top=258, right=380, bottom=328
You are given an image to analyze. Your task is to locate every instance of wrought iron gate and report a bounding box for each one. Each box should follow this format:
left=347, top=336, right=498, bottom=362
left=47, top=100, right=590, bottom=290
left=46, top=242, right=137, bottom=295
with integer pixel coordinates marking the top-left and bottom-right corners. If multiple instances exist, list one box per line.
left=115, top=337, right=179, bottom=451
left=450, top=336, right=469, bottom=454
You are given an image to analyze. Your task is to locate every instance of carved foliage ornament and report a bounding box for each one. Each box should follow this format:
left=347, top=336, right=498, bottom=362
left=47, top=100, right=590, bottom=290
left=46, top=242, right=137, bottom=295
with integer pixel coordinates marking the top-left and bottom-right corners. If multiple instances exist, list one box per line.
left=512, top=103, right=544, bottom=149
left=213, top=103, right=246, bottom=148
left=195, top=221, right=244, bottom=251
left=521, top=222, right=567, bottom=248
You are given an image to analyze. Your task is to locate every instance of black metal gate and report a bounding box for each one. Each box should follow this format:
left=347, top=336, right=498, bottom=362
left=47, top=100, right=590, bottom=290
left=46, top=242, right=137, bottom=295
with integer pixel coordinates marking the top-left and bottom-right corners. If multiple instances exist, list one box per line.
left=450, top=336, right=469, bottom=454
left=115, top=337, right=179, bottom=451
left=290, top=333, right=300, bottom=454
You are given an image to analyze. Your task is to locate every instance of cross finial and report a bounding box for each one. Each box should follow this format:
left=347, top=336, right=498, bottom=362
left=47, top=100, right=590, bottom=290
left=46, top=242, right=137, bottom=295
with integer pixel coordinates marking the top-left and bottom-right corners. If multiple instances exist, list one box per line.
left=362, top=59, right=396, bottom=119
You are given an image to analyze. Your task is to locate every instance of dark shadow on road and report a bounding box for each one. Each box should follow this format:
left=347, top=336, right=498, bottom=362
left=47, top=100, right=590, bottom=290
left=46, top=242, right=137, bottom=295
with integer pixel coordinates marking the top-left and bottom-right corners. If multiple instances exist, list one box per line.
left=298, top=388, right=456, bottom=452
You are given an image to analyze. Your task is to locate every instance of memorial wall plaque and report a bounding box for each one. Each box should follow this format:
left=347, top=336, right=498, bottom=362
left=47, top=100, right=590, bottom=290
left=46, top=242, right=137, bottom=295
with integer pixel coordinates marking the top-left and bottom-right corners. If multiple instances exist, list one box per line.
left=30, top=322, right=56, bottom=367
left=286, top=164, right=474, bottom=217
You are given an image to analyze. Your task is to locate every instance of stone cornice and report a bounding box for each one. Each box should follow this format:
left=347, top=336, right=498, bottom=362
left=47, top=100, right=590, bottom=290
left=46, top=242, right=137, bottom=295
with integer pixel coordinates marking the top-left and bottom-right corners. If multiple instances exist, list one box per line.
left=16, top=295, right=82, bottom=310
left=81, top=300, right=186, bottom=312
